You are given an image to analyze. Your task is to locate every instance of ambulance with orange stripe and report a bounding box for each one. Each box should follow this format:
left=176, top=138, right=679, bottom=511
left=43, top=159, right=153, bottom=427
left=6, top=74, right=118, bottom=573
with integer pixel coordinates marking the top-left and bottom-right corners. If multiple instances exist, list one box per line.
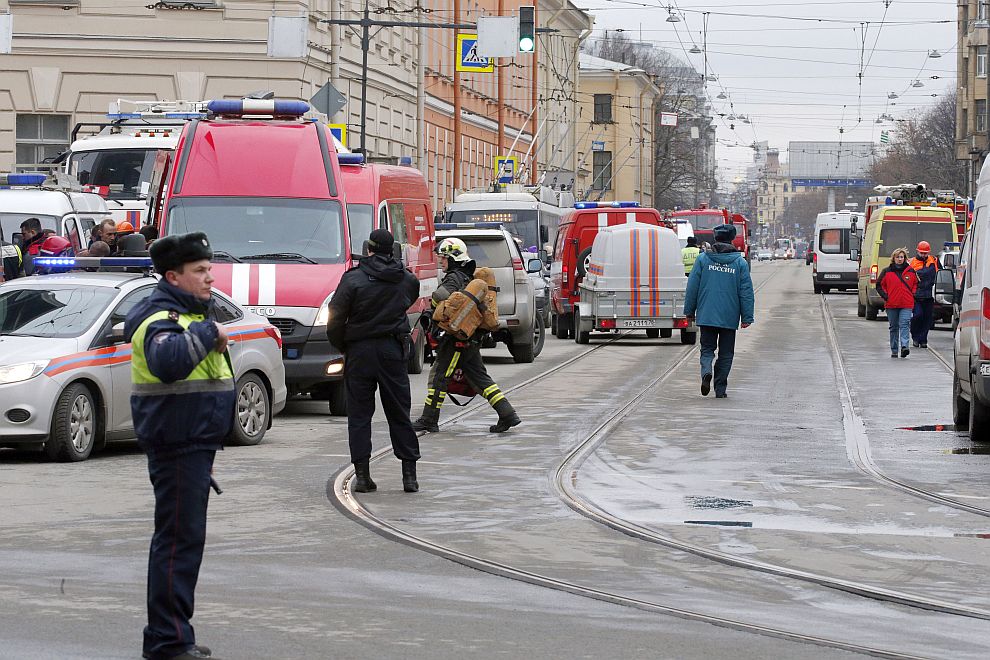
left=572, top=222, right=697, bottom=345
left=0, top=258, right=286, bottom=462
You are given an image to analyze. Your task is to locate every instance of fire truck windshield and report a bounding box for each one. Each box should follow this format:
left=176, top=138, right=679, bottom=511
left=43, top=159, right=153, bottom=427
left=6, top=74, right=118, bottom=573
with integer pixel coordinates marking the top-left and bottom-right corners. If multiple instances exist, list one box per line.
left=167, top=197, right=346, bottom=264
left=445, top=209, right=540, bottom=252
left=69, top=149, right=157, bottom=200
left=683, top=213, right=726, bottom=231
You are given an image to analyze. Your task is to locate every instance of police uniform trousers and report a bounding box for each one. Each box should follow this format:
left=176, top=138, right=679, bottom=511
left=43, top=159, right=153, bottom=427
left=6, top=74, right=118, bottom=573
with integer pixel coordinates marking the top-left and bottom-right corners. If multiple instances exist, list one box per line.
left=144, top=448, right=215, bottom=660
left=344, top=336, right=420, bottom=463
left=424, top=336, right=505, bottom=412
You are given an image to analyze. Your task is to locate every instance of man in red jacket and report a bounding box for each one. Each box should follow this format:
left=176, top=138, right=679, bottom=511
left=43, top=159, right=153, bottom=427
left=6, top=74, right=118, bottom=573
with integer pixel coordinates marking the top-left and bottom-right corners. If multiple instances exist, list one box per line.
left=876, top=248, right=919, bottom=358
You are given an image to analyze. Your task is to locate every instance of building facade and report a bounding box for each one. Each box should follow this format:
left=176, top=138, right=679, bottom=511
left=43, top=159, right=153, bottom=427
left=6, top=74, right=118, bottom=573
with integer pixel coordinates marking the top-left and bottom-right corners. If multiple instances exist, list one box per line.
left=574, top=53, right=660, bottom=206
left=956, top=0, right=989, bottom=196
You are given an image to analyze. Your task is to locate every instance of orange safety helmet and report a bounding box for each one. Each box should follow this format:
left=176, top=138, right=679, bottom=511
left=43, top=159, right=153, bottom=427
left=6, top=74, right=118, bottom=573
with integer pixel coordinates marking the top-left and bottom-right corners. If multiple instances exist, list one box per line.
left=114, top=221, right=135, bottom=234
left=916, top=241, right=931, bottom=254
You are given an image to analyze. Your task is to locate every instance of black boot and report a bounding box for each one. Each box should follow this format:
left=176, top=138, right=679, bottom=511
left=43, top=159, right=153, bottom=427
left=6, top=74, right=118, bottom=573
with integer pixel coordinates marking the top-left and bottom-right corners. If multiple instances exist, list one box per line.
left=402, top=459, right=419, bottom=493
left=412, top=406, right=440, bottom=433
left=352, top=459, right=377, bottom=493
left=489, top=399, right=521, bottom=433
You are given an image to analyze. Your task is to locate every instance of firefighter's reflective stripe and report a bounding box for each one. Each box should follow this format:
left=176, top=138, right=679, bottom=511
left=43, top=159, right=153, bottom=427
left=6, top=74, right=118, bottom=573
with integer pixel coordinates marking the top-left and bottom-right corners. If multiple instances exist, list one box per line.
left=444, top=351, right=461, bottom=377
left=131, top=310, right=233, bottom=389
left=482, top=384, right=504, bottom=405
left=425, top=387, right=448, bottom=407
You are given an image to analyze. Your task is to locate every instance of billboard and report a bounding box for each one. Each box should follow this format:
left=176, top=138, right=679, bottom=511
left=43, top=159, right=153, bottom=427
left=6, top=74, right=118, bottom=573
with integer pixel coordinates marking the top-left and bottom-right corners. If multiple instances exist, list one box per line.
left=787, top=141, right=874, bottom=180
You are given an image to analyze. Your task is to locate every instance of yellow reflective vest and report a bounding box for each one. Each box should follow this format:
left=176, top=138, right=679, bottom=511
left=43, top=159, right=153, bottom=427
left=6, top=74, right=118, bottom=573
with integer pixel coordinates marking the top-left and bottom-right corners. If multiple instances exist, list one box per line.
left=682, top=246, right=701, bottom=276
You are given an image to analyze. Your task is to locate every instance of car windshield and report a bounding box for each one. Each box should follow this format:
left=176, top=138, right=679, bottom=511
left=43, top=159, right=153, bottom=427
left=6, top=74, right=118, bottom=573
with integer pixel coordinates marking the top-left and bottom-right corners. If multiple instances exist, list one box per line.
left=682, top=213, right=725, bottom=231
left=0, top=286, right=117, bottom=338
left=879, top=221, right=955, bottom=256
left=446, top=209, right=540, bottom=251
left=346, top=203, right=374, bottom=254
left=0, top=213, right=58, bottom=243
left=167, top=197, right=346, bottom=264
left=458, top=237, right=513, bottom=268
left=69, top=149, right=158, bottom=200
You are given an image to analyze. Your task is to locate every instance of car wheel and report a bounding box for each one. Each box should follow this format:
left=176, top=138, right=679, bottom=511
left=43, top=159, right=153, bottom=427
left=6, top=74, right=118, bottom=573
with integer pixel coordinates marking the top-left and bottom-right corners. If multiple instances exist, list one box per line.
left=576, top=248, right=593, bottom=277
left=46, top=382, right=97, bottom=462
left=954, top=369, right=970, bottom=429
left=968, top=375, right=990, bottom=443
left=646, top=328, right=660, bottom=338
left=555, top=313, right=571, bottom=339
left=660, top=328, right=673, bottom=338
left=866, top=305, right=879, bottom=321
left=813, top=282, right=821, bottom=294
left=857, top=301, right=866, bottom=317
left=227, top=373, right=270, bottom=446
left=574, top=311, right=590, bottom=345
left=532, top=313, right=546, bottom=358
left=820, top=287, right=831, bottom=294
left=328, top=382, right=347, bottom=416
left=550, top=313, right=558, bottom=336
left=680, top=329, right=697, bottom=345
left=407, top=331, right=425, bottom=375
left=509, top=327, right=536, bottom=363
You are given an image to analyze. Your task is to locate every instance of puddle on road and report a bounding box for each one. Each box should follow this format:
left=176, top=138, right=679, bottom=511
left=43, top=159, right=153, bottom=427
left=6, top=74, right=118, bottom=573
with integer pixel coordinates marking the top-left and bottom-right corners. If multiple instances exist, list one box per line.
left=945, top=447, right=990, bottom=455
left=954, top=532, right=990, bottom=539
left=685, top=496, right=753, bottom=510
left=898, top=424, right=958, bottom=431
left=684, top=520, right=754, bottom=528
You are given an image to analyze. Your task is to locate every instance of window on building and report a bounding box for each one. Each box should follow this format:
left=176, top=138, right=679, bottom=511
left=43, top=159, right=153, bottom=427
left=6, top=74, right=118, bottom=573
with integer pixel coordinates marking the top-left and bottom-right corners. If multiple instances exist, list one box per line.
left=978, top=100, right=988, bottom=133
left=981, top=1, right=988, bottom=22
left=593, top=94, right=613, bottom=123
left=964, top=108, right=969, bottom=134
left=979, top=46, right=988, bottom=78
left=15, top=114, right=69, bottom=167
left=783, top=183, right=789, bottom=193
left=592, top=151, right=612, bottom=191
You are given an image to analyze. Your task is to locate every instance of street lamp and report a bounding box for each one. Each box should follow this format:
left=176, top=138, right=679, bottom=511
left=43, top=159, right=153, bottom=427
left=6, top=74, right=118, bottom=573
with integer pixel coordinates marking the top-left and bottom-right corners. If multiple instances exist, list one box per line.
left=666, top=9, right=681, bottom=23
left=928, top=49, right=942, bottom=59
left=689, top=44, right=702, bottom=54
left=717, top=91, right=727, bottom=99
left=888, top=92, right=899, bottom=99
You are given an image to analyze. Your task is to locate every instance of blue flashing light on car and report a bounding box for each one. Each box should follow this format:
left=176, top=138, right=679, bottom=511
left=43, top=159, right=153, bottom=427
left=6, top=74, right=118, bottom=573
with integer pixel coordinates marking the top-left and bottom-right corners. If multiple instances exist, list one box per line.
left=207, top=100, right=310, bottom=117
left=574, top=201, right=641, bottom=209
left=34, top=257, right=155, bottom=271
left=0, top=173, right=48, bottom=186
left=435, top=222, right=504, bottom=230
left=338, top=153, right=366, bottom=165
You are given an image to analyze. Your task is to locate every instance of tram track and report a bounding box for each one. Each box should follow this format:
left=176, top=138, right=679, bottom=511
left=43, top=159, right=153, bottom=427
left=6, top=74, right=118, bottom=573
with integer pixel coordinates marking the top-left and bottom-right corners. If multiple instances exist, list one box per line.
left=820, top=294, right=990, bottom=519
left=328, top=266, right=950, bottom=657
left=329, top=336, right=930, bottom=659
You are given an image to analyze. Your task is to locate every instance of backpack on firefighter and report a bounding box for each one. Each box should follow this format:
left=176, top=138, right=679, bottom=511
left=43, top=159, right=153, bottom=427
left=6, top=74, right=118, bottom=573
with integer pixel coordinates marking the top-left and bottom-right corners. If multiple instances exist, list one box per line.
left=432, top=266, right=499, bottom=339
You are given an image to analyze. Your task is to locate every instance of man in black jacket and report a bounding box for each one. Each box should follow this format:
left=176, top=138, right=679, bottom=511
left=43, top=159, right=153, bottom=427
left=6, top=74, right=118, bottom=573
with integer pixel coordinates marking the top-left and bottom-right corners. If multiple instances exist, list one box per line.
left=327, top=229, right=421, bottom=493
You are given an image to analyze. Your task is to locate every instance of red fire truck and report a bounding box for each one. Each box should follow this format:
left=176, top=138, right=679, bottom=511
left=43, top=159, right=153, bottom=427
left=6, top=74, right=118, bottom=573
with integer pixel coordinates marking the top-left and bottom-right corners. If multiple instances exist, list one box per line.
left=665, top=205, right=752, bottom=261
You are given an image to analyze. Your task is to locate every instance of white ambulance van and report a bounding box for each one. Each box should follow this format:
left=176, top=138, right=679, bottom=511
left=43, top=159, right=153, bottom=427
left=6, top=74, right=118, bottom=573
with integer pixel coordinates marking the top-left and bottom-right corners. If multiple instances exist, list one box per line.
left=953, top=159, right=990, bottom=440
left=812, top=210, right=861, bottom=294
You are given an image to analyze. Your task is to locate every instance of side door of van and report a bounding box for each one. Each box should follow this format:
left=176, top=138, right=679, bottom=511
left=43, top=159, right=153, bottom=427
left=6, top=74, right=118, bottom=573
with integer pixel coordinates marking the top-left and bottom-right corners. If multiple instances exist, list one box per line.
left=61, top=215, right=95, bottom=251
left=956, top=205, right=984, bottom=392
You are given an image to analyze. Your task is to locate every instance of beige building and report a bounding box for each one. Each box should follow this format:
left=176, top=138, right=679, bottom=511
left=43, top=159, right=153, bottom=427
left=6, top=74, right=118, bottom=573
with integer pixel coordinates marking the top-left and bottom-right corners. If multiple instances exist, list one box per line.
left=575, top=53, right=660, bottom=205
left=754, top=149, right=799, bottom=237
left=0, top=0, right=421, bottom=171
left=956, top=0, right=989, bottom=195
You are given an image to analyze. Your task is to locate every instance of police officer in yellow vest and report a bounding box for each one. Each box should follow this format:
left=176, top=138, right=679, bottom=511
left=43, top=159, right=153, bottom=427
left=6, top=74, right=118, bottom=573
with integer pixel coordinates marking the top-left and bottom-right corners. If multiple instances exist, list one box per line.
left=682, top=235, right=701, bottom=276
left=124, top=231, right=234, bottom=660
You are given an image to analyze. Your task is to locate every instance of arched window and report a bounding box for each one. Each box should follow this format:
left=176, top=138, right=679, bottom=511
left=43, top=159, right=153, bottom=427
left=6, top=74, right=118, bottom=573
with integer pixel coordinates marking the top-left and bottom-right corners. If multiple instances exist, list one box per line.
left=783, top=183, right=789, bottom=193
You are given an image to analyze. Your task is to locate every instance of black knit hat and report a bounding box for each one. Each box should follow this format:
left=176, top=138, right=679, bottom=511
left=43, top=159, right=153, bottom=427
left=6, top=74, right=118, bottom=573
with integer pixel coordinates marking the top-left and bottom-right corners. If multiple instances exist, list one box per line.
left=713, top=224, right=737, bottom=243
left=367, top=228, right=395, bottom=254
left=150, top=231, right=213, bottom=274
left=686, top=235, right=698, bottom=246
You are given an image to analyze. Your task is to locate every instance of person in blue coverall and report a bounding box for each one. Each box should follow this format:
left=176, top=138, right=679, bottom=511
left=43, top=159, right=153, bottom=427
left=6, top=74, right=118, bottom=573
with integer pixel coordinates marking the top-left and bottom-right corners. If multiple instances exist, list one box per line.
left=124, top=232, right=234, bottom=660
left=684, top=224, right=756, bottom=398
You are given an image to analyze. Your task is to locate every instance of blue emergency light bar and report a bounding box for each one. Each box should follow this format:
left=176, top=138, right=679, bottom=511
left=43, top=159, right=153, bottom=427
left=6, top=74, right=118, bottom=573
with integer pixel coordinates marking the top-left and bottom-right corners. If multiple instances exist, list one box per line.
left=207, top=99, right=309, bottom=117
left=573, top=201, right=641, bottom=209
left=0, top=173, right=48, bottom=186
left=435, top=222, right=503, bottom=230
left=34, top=257, right=155, bottom=270
left=338, top=153, right=366, bottom=165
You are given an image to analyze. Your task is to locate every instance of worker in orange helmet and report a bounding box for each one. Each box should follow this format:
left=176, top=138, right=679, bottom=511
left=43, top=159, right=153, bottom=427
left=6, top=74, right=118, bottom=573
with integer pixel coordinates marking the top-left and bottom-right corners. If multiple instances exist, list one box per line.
left=109, top=220, right=136, bottom=256
left=908, top=240, right=940, bottom=348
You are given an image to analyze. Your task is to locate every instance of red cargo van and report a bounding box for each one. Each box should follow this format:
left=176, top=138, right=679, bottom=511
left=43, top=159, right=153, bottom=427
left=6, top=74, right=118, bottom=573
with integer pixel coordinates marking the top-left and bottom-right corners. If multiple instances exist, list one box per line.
left=338, top=155, right=437, bottom=373
left=149, top=99, right=432, bottom=414
left=549, top=201, right=663, bottom=339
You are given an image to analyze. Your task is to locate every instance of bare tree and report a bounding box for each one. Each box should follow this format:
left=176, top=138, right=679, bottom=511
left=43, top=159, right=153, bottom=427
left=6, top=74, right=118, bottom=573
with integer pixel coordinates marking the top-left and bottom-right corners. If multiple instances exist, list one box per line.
left=870, top=94, right=967, bottom=192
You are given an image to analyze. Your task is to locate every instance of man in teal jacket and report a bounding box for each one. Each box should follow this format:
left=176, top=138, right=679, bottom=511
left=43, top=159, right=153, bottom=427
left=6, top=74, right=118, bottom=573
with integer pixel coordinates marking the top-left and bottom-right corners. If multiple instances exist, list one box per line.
left=684, top=224, right=755, bottom=398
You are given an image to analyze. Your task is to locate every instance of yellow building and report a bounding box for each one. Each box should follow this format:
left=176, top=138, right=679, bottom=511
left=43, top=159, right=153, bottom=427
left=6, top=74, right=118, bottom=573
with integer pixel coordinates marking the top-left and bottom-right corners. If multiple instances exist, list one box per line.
left=575, top=53, right=661, bottom=206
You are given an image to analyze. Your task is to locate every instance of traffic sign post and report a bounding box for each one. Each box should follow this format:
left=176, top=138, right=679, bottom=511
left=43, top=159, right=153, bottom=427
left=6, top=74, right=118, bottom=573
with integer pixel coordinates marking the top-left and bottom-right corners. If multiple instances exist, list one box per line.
left=328, top=124, right=347, bottom=148
left=591, top=141, right=605, bottom=152
left=310, top=82, right=347, bottom=118
left=495, top=156, right=518, bottom=184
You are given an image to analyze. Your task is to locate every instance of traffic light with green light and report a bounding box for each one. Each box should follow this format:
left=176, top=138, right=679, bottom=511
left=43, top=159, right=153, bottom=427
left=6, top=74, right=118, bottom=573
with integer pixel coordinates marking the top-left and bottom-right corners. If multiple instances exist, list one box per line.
left=518, top=6, right=535, bottom=53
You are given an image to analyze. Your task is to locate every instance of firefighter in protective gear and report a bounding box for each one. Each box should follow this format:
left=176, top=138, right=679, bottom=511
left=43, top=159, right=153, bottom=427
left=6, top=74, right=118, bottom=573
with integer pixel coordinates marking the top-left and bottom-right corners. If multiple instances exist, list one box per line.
left=412, top=239, right=521, bottom=434
left=908, top=240, right=939, bottom=348
left=1, top=240, right=23, bottom=282
left=682, top=235, right=701, bottom=276
left=124, top=232, right=234, bottom=660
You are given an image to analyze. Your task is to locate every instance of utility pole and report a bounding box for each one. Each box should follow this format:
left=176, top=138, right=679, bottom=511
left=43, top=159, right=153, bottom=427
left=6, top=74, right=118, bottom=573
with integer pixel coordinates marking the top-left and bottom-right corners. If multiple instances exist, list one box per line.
left=454, top=0, right=463, bottom=193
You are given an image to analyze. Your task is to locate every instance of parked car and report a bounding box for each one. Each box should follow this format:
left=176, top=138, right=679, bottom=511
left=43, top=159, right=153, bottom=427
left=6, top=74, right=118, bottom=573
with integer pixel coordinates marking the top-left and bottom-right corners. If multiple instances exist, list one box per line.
left=436, top=223, right=539, bottom=363
left=0, top=258, right=287, bottom=461
left=756, top=250, right=773, bottom=262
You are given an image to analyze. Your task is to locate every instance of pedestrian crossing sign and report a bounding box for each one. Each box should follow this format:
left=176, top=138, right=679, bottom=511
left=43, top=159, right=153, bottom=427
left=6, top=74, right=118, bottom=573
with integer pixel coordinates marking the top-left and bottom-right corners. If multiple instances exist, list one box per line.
left=494, top=156, right=518, bottom=183
left=328, top=123, right=347, bottom=147
left=456, top=34, right=495, bottom=73
left=880, top=130, right=890, bottom=145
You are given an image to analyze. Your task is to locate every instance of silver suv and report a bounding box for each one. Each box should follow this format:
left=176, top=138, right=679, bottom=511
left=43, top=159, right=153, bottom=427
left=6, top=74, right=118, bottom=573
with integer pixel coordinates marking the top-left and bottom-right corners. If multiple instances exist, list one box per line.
left=436, top=225, right=540, bottom=363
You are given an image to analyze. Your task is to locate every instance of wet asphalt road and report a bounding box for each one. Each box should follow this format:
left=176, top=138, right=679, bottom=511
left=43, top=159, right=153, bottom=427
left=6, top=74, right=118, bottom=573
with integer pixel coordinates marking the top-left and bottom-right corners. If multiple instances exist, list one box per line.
left=2, top=260, right=989, bottom=659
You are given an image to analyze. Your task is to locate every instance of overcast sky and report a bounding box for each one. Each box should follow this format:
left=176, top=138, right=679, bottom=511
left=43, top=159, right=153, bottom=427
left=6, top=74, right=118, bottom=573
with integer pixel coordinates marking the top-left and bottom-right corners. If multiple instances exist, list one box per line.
left=582, top=0, right=957, bottom=181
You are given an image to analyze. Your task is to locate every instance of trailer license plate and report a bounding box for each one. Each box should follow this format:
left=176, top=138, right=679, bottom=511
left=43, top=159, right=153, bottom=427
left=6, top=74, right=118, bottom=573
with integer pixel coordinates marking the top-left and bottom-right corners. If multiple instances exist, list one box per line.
left=621, top=319, right=659, bottom=328
left=823, top=274, right=840, bottom=279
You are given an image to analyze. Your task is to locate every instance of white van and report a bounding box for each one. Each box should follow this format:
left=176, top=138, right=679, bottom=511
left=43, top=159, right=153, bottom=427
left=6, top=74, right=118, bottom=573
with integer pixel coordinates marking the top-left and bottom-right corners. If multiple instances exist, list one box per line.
left=0, top=174, right=111, bottom=252
left=812, top=210, right=861, bottom=293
